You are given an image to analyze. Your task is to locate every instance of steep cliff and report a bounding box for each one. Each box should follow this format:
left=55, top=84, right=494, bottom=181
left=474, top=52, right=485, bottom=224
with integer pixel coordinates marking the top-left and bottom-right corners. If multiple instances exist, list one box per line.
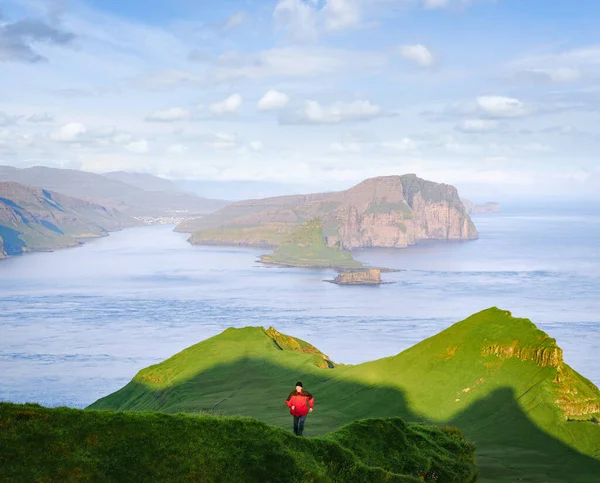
left=0, top=182, right=135, bottom=255
left=179, top=174, right=478, bottom=249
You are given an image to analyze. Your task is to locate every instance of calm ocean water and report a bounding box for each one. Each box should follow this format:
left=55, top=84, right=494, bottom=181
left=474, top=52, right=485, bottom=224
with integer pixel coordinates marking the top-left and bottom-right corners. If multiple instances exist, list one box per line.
left=1, top=203, right=599, bottom=408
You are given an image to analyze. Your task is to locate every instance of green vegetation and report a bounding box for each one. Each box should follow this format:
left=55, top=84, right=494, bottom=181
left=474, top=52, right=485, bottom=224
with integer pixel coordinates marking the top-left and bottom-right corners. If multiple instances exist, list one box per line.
left=189, top=223, right=297, bottom=248
left=260, top=218, right=363, bottom=269
left=0, top=403, right=476, bottom=483
left=91, top=308, right=600, bottom=482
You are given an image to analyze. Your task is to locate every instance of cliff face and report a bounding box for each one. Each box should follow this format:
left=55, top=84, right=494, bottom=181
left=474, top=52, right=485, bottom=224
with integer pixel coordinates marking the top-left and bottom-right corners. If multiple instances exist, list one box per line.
left=334, top=268, right=382, bottom=285
left=180, top=174, right=478, bottom=249
left=0, top=182, right=135, bottom=255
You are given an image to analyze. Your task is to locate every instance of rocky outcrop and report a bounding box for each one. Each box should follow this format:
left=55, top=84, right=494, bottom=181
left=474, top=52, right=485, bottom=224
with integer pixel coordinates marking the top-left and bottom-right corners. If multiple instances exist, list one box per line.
left=180, top=174, right=478, bottom=249
left=482, top=342, right=563, bottom=368
left=333, top=268, right=383, bottom=285
left=0, top=236, right=6, bottom=258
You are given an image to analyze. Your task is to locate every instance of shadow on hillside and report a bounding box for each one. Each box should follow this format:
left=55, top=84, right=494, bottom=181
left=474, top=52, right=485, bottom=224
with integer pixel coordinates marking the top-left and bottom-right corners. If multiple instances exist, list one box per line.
left=90, top=358, right=600, bottom=482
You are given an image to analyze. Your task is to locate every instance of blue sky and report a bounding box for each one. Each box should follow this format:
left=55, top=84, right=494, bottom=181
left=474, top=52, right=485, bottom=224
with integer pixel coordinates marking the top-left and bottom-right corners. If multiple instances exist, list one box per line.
left=1, top=0, right=599, bottom=200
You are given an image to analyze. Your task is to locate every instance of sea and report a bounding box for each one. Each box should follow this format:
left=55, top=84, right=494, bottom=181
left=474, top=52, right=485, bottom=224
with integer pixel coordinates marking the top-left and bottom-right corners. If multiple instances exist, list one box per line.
left=1, top=202, right=599, bottom=408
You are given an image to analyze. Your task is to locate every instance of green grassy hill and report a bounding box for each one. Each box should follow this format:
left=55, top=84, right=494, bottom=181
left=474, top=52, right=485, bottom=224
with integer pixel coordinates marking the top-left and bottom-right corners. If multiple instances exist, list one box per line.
left=260, top=218, right=363, bottom=269
left=0, top=403, right=477, bottom=482
left=90, top=308, right=600, bottom=482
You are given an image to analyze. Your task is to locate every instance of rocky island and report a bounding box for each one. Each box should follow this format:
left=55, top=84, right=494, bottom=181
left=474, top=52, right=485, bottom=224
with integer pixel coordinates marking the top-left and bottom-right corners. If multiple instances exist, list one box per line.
left=178, top=174, right=478, bottom=249
left=329, top=268, right=385, bottom=285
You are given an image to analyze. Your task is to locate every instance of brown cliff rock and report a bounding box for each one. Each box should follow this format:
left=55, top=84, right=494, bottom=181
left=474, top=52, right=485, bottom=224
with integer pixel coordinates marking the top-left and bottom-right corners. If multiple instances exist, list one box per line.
left=332, top=268, right=383, bottom=285
left=179, top=174, right=478, bottom=249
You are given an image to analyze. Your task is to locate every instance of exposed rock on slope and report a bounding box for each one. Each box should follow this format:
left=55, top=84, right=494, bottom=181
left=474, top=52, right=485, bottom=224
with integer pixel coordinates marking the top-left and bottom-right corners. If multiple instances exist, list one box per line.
left=0, top=182, right=135, bottom=255
left=179, top=174, right=478, bottom=249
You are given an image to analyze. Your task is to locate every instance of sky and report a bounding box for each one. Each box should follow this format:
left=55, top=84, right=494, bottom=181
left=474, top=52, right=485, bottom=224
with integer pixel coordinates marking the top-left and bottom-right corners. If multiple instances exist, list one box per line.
left=1, top=0, right=599, bottom=200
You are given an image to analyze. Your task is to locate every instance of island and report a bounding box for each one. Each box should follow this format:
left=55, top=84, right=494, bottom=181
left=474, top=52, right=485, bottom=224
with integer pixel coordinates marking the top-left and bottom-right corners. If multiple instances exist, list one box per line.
left=328, top=268, right=384, bottom=285
left=179, top=174, right=479, bottom=249
left=462, top=199, right=501, bottom=215
left=260, top=218, right=364, bottom=269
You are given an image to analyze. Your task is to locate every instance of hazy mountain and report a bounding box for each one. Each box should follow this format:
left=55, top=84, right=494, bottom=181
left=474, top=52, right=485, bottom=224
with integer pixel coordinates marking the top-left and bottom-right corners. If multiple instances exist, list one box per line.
left=0, top=166, right=229, bottom=217
left=0, top=182, right=135, bottom=256
left=102, top=171, right=179, bottom=193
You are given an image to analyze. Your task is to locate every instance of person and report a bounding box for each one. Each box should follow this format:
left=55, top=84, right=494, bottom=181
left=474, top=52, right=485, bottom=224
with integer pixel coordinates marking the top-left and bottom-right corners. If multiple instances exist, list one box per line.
left=285, top=381, right=314, bottom=437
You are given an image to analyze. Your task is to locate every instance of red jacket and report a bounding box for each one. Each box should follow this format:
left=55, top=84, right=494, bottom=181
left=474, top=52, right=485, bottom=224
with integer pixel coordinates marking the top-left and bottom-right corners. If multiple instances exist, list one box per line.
left=286, top=389, right=314, bottom=417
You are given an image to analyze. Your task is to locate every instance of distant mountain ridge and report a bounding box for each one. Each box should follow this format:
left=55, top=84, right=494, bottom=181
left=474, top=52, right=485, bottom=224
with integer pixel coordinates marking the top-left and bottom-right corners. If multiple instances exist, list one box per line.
left=0, top=181, right=136, bottom=256
left=0, top=166, right=229, bottom=217
left=177, top=174, right=478, bottom=249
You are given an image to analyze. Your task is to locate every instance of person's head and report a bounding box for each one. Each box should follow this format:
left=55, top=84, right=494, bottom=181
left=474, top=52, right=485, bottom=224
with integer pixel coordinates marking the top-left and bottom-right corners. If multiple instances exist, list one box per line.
left=295, top=381, right=303, bottom=393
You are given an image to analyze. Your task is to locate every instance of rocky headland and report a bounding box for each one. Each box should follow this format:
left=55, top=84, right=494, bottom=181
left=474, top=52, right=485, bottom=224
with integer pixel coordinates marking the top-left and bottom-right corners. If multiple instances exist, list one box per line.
left=178, top=174, right=478, bottom=249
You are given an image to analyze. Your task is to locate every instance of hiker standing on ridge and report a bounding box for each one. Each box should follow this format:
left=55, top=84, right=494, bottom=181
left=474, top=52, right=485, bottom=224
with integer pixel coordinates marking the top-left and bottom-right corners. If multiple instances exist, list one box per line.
left=285, top=381, right=314, bottom=437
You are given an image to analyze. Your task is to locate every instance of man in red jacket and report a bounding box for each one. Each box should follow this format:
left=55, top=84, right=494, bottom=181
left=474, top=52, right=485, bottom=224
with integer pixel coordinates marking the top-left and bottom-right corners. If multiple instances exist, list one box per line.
left=285, top=381, right=314, bottom=436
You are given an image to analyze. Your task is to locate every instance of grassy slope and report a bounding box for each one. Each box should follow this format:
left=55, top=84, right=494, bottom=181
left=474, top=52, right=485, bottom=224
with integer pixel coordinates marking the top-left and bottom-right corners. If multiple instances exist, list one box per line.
left=91, top=308, right=600, bottom=482
left=189, top=223, right=297, bottom=248
left=0, top=403, right=477, bottom=483
left=260, top=219, right=363, bottom=269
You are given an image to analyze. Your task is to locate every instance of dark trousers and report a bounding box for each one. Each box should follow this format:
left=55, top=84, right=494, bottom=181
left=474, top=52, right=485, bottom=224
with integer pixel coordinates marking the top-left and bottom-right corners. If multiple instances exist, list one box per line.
left=293, top=415, right=307, bottom=436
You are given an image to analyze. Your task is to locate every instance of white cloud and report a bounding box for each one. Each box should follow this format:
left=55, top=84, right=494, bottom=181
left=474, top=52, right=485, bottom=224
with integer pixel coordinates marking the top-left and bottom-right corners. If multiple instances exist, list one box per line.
left=203, top=132, right=238, bottom=150
left=381, top=138, right=420, bottom=152
left=224, top=11, right=246, bottom=30
left=167, top=144, right=188, bottom=155
left=50, top=122, right=87, bottom=142
left=210, top=94, right=243, bottom=114
left=0, top=112, right=21, bottom=126
left=330, top=141, right=362, bottom=153
left=273, top=0, right=319, bottom=42
left=400, top=44, right=435, bottom=68
left=125, top=140, right=149, bottom=153
left=249, top=141, right=264, bottom=151
left=456, top=119, right=500, bottom=133
left=476, top=96, right=530, bottom=118
left=211, top=47, right=386, bottom=82
left=423, top=0, right=450, bottom=8
left=257, top=90, right=290, bottom=111
left=323, top=0, right=361, bottom=31
left=146, top=107, right=191, bottom=122
left=27, top=113, right=55, bottom=123
left=286, top=100, right=383, bottom=124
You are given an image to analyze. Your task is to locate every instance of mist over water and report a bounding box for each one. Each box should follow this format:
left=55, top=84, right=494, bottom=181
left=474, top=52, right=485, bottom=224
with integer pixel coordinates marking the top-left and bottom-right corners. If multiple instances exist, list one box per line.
left=1, top=203, right=599, bottom=408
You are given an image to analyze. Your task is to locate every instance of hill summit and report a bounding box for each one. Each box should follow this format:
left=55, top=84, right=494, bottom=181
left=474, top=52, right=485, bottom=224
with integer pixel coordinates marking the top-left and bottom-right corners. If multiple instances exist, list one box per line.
left=90, top=308, right=600, bottom=481
left=178, top=174, right=478, bottom=249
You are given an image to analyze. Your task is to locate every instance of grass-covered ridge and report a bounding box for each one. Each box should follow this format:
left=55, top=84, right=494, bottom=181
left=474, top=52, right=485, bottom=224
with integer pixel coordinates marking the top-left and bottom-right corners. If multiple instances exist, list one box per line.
left=91, top=308, right=600, bottom=482
left=260, top=218, right=363, bottom=269
left=0, top=403, right=477, bottom=482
